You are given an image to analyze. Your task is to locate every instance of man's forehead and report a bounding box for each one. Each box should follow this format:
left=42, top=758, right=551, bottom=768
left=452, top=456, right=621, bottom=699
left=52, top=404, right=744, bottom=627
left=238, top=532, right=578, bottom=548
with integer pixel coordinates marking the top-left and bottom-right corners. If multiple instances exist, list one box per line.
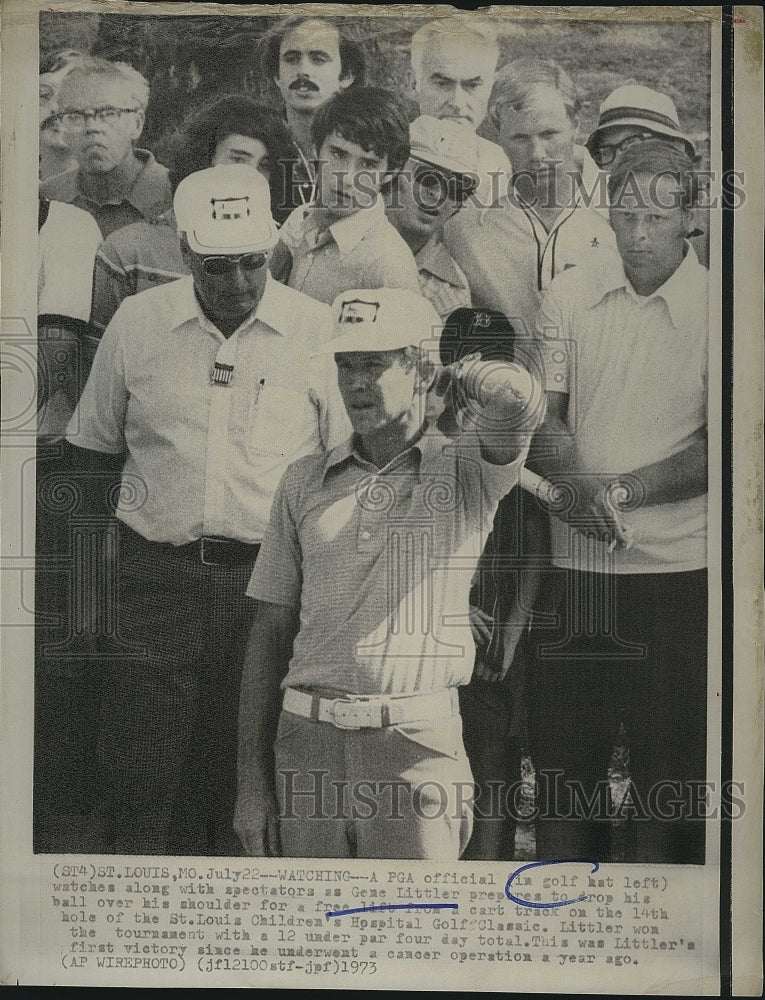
left=420, top=36, right=494, bottom=75
left=281, top=19, right=341, bottom=56
left=499, top=86, right=571, bottom=123
left=58, top=73, right=129, bottom=103
left=325, top=131, right=383, bottom=159
left=612, top=172, right=685, bottom=209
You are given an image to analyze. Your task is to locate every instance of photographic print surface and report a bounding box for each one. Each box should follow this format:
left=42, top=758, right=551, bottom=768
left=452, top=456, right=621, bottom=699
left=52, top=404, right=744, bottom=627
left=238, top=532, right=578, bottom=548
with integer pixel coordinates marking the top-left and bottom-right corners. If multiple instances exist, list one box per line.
left=1, top=1, right=762, bottom=993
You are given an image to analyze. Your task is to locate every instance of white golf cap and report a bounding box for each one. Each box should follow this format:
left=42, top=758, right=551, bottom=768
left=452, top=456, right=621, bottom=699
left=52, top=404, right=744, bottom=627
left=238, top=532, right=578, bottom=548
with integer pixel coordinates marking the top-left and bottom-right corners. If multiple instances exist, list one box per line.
left=408, top=115, right=480, bottom=178
left=587, top=85, right=695, bottom=158
left=174, top=164, right=279, bottom=255
left=322, top=288, right=443, bottom=354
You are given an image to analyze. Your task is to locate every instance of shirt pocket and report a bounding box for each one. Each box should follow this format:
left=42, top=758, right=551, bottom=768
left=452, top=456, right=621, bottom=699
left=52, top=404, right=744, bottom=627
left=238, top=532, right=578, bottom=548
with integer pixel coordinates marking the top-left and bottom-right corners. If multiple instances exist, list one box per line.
left=246, top=383, right=318, bottom=460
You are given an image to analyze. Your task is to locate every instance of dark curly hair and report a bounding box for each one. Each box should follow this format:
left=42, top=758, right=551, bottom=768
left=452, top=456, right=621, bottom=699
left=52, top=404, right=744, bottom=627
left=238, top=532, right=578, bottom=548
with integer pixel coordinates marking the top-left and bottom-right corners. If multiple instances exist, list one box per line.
left=168, top=94, right=294, bottom=190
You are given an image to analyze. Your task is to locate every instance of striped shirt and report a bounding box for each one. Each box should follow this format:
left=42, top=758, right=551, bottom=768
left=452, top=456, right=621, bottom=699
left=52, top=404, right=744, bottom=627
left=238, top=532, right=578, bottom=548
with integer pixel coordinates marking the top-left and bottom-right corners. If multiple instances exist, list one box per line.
left=248, top=426, right=527, bottom=695
left=90, top=211, right=186, bottom=334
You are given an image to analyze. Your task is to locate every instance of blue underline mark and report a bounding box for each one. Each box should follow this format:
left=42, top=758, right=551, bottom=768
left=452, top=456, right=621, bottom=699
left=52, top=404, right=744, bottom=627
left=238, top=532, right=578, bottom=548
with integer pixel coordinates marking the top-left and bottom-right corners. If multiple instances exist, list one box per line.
left=326, top=902, right=459, bottom=920
left=506, top=859, right=600, bottom=909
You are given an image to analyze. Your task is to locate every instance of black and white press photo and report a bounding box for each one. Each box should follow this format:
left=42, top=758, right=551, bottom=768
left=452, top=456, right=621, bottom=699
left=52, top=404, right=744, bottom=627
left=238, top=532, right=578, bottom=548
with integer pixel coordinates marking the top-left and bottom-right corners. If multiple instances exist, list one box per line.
left=2, top=1, right=762, bottom=993
left=31, top=7, right=714, bottom=866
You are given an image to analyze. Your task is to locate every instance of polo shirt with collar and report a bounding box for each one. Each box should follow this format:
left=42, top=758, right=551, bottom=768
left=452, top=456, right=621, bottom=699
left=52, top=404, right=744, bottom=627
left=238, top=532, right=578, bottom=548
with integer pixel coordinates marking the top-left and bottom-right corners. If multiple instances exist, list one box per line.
left=415, top=233, right=472, bottom=320
left=90, top=210, right=186, bottom=334
left=535, top=244, right=708, bottom=574
left=444, top=146, right=616, bottom=337
left=275, top=196, right=421, bottom=305
left=66, top=273, right=351, bottom=545
left=248, top=424, right=528, bottom=695
left=40, top=147, right=173, bottom=239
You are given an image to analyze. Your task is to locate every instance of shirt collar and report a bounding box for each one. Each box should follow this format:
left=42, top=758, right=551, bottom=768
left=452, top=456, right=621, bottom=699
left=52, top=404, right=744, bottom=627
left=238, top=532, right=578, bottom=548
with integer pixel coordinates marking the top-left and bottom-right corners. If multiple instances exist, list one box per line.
left=75, top=148, right=168, bottom=218
left=416, top=234, right=466, bottom=288
left=573, top=144, right=605, bottom=209
left=170, top=272, right=288, bottom=337
left=506, top=143, right=608, bottom=230
left=585, top=242, right=705, bottom=327
left=322, top=422, right=451, bottom=482
left=305, top=196, right=386, bottom=255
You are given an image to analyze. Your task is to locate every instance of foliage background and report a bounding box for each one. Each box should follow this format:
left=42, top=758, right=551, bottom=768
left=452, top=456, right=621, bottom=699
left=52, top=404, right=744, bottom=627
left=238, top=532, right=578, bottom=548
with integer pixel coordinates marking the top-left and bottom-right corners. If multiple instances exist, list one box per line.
left=40, top=10, right=712, bottom=164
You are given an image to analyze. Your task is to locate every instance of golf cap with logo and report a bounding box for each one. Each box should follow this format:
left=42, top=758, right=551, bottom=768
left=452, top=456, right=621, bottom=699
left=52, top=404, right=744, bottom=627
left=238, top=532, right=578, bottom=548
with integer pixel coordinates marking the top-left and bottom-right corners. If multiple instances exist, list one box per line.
left=408, top=115, right=480, bottom=180
left=174, top=164, right=279, bottom=255
left=586, top=85, right=696, bottom=159
left=322, top=288, right=443, bottom=354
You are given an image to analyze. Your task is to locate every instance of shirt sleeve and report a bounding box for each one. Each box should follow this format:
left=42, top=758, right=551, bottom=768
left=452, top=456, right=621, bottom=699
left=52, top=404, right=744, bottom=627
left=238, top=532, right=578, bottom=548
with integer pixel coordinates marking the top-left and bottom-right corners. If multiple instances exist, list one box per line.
left=65, top=304, right=130, bottom=454
left=534, top=280, right=571, bottom=395
left=90, top=243, right=131, bottom=335
left=246, top=467, right=303, bottom=607
left=445, top=435, right=530, bottom=533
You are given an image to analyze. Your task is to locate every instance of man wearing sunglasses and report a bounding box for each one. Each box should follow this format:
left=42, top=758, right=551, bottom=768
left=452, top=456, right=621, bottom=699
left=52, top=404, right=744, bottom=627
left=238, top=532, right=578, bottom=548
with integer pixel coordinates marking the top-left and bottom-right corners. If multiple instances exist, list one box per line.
left=40, top=56, right=172, bottom=238
left=65, top=164, right=350, bottom=856
left=384, top=116, right=476, bottom=320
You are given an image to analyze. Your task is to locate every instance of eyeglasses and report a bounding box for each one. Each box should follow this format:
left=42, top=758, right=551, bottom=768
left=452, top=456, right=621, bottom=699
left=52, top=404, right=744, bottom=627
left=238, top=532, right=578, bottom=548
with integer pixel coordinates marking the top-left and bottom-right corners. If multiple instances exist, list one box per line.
left=56, top=106, right=141, bottom=131
left=593, top=132, right=657, bottom=166
left=200, top=252, right=268, bottom=276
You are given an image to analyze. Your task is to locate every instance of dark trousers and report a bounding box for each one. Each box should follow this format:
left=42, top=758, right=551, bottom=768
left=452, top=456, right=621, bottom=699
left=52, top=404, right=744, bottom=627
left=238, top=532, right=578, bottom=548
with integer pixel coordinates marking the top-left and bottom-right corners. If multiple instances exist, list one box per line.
left=34, top=441, right=105, bottom=852
left=459, top=677, right=522, bottom=860
left=95, top=525, right=257, bottom=856
left=526, top=568, right=708, bottom=864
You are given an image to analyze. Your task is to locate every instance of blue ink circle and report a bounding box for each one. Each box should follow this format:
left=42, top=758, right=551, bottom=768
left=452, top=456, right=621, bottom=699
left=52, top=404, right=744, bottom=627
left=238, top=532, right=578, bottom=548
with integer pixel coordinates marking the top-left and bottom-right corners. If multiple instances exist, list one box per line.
left=505, top=859, right=600, bottom=909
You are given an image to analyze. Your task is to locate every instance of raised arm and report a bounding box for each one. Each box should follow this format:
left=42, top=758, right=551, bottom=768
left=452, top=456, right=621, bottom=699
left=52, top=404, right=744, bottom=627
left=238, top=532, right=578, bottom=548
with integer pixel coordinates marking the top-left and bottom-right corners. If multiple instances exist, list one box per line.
left=454, top=355, right=546, bottom=465
left=235, top=599, right=300, bottom=857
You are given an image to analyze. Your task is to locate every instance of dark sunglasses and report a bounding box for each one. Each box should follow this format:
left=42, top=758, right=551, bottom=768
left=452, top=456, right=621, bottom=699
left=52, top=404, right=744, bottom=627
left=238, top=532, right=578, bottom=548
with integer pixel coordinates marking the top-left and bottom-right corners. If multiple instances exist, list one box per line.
left=411, top=162, right=477, bottom=204
left=200, top=252, right=268, bottom=276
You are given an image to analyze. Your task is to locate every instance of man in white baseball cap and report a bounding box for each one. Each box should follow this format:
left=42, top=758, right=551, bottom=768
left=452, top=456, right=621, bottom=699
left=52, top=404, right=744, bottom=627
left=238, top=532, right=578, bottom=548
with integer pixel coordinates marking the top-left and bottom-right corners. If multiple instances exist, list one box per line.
left=65, top=163, right=350, bottom=856
left=173, top=164, right=279, bottom=336
left=585, top=84, right=696, bottom=170
left=385, top=116, right=478, bottom=319
left=235, top=287, right=545, bottom=860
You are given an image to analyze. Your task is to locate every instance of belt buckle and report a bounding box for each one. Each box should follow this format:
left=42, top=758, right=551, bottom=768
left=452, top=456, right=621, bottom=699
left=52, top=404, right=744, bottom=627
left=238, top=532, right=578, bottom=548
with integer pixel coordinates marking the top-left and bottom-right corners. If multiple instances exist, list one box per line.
left=200, top=536, right=224, bottom=566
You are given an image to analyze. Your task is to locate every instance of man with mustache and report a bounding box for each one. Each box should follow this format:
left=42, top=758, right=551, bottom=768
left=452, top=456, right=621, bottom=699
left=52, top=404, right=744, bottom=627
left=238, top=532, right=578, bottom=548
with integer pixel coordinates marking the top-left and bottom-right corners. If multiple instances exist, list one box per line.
left=40, top=56, right=172, bottom=238
left=260, top=15, right=366, bottom=219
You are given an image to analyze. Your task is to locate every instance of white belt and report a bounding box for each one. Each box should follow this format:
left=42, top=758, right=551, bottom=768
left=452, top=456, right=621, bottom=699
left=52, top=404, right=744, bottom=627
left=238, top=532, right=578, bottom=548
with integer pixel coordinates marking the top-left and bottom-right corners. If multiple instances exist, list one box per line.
left=282, top=687, right=459, bottom=730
